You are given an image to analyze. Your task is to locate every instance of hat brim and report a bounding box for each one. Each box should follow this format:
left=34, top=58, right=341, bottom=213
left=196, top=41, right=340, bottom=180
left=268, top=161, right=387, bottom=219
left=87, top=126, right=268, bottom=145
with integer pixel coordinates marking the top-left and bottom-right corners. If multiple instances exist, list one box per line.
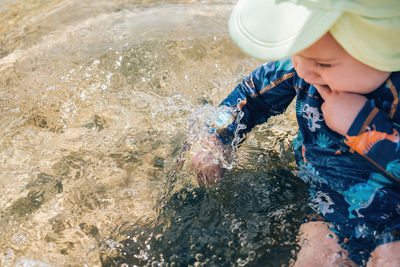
left=229, top=0, right=342, bottom=61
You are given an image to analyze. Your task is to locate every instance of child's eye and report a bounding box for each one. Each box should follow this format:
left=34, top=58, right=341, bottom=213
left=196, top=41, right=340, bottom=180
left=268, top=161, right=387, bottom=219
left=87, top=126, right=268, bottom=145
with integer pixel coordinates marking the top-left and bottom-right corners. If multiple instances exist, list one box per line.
left=316, top=63, right=332, bottom=68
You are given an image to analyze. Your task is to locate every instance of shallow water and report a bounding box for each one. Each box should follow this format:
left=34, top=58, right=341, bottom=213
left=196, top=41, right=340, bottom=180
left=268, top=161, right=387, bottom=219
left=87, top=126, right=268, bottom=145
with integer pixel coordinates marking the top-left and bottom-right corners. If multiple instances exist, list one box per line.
left=0, top=0, right=305, bottom=266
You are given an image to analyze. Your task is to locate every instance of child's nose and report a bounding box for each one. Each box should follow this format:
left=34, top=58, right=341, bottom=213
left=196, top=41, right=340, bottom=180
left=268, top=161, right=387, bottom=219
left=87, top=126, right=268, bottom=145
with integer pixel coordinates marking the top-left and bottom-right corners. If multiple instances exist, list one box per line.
left=292, top=56, right=319, bottom=82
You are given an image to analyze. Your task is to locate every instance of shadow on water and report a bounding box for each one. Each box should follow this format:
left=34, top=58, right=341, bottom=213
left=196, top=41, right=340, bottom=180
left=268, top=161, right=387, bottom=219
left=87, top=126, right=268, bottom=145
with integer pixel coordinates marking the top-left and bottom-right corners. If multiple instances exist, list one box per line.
left=100, top=158, right=308, bottom=266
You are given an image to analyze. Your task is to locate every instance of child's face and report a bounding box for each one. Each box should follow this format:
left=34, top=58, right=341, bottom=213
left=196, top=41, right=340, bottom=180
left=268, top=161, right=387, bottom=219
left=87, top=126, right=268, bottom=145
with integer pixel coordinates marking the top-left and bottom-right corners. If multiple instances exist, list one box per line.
left=291, top=33, right=391, bottom=94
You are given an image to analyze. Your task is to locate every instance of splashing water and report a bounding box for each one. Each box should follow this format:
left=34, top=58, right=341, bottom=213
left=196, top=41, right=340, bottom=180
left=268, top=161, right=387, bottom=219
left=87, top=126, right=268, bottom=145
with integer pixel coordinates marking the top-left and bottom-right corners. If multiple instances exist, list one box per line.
left=99, top=105, right=308, bottom=267
left=185, top=104, right=246, bottom=170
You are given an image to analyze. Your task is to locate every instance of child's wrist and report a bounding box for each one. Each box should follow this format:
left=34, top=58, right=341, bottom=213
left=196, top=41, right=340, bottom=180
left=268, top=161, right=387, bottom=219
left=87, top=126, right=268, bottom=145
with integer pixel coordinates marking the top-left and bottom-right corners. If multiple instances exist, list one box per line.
left=206, top=108, right=234, bottom=134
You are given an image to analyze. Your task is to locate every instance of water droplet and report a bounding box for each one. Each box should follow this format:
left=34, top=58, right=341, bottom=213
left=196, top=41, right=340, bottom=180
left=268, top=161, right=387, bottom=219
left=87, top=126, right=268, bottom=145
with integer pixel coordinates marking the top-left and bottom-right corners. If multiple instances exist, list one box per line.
left=155, top=234, right=163, bottom=241
left=195, top=253, right=203, bottom=261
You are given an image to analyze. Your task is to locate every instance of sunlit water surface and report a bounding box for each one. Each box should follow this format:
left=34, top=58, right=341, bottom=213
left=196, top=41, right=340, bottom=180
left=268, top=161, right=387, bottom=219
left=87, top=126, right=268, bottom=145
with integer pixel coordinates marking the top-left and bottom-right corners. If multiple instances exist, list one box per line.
left=0, top=0, right=306, bottom=266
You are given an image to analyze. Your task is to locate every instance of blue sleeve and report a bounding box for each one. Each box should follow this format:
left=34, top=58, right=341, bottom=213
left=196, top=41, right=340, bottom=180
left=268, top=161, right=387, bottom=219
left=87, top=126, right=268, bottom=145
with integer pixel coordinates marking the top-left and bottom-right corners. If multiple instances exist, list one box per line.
left=217, top=59, right=296, bottom=142
left=345, top=77, right=400, bottom=182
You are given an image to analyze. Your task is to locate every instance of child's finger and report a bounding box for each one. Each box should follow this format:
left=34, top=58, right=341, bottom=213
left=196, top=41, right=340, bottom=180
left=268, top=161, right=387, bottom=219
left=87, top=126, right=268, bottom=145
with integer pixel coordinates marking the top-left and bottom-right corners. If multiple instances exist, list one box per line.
left=314, top=84, right=331, bottom=100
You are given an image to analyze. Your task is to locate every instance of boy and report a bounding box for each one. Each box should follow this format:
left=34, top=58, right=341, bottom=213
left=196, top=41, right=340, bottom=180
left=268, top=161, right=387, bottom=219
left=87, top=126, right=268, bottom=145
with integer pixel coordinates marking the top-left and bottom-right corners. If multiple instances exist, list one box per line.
left=191, top=0, right=400, bottom=265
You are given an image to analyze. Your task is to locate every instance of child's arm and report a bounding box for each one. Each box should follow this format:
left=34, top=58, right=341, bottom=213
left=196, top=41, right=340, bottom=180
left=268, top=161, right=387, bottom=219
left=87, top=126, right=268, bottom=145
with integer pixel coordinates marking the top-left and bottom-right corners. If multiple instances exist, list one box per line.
left=192, top=59, right=297, bottom=185
left=316, top=82, right=400, bottom=181
left=219, top=59, right=297, bottom=140
left=346, top=100, right=400, bottom=181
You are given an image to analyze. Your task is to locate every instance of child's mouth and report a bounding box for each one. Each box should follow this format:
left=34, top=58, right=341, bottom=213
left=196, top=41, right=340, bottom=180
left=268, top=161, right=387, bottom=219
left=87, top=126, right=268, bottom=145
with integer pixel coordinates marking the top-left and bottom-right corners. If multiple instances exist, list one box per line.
left=314, top=83, right=331, bottom=91
left=317, top=84, right=330, bottom=90
left=304, top=79, right=331, bottom=91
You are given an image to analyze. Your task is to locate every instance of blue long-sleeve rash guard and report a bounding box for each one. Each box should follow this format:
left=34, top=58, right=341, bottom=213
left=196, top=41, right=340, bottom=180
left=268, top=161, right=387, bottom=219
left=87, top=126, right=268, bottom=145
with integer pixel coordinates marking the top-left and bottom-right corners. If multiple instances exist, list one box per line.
left=218, top=59, right=400, bottom=219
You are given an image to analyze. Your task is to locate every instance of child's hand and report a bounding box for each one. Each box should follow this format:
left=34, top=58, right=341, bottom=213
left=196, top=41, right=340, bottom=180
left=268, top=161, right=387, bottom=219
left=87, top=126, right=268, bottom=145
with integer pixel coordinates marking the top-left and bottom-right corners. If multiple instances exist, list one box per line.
left=315, top=84, right=367, bottom=136
left=190, top=149, right=226, bottom=186
left=190, top=135, right=230, bottom=186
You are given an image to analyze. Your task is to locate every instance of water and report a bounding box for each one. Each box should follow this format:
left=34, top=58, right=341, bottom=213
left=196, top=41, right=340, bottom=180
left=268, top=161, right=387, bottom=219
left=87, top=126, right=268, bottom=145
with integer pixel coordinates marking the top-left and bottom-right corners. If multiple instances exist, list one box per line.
left=0, top=0, right=306, bottom=266
left=100, top=167, right=308, bottom=266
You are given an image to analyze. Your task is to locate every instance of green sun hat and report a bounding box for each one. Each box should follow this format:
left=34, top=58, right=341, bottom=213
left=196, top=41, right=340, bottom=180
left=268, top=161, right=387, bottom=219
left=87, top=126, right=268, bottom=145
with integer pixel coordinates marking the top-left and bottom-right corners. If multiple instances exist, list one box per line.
left=229, top=0, right=400, bottom=71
